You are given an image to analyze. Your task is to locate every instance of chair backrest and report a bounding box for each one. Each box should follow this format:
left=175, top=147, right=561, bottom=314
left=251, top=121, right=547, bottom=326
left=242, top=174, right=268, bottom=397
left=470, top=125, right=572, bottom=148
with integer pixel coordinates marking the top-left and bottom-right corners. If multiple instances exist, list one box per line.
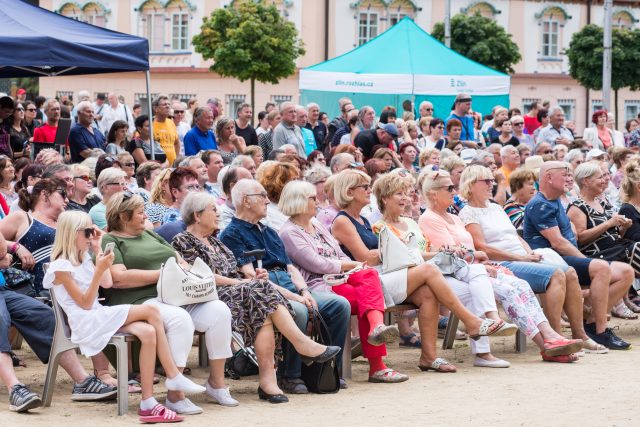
left=42, top=263, right=73, bottom=340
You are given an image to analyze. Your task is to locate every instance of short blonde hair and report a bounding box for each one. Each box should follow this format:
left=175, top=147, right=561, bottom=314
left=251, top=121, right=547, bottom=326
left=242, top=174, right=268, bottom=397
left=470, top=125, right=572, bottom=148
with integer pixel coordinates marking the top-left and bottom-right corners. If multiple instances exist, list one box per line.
left=440, top=156, right=465, bottom=173
left=419, top=148, right=440, bottom=167
left=323, top=174, right=338, bottom=202
left=97, top=167, right=126, bottom=193
left=334, top=169, right=371, bottom=209
left=106, top=192, right=145, bottom=232
left=421, top=169, right=451, bottom=199
left=279, top=180, right=316, bottom=216
left=574, top=162, right=602, bottom=188
left=70, top=163, right=90, bottom=179
left=150, top=168, right=172, bottom=204
left=459, top=164, right=493, bottom=200
left=244, top=145, right=263, bottom=159
left=304, top=166, right=331, bottom=185
left=372, top=173, right=411, bottom=213
left=509, top=168, right=537, bottom=194
left=51, top=211, right=93, bottom=266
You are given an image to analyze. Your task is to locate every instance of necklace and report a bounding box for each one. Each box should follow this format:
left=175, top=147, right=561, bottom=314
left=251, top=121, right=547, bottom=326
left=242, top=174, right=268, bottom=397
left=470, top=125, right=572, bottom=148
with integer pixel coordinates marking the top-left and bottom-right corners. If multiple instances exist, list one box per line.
left=290, top=218, right=315, bottom=234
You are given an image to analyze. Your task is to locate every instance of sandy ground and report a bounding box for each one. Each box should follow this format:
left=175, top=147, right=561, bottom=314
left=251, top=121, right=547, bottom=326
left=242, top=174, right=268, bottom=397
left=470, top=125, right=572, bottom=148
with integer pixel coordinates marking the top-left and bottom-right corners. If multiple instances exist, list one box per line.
left=2, top=318, right=640, bottom=427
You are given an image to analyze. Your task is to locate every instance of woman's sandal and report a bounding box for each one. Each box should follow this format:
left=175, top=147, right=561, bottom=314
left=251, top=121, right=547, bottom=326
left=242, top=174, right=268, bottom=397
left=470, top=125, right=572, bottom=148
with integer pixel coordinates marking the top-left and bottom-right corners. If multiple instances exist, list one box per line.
left=540, top=351, right=578, bottom=363
left=582, top=338, right=609, bottom=354
left=368, top=368, right=409, bottom=383
left=624, top=295, right=640, bottom=313
left=543, top=338, right=584, bottom=357
left=10, top=351, right=26, bottom=367
left=469, top=318, right=517, bottom=341
left=611, top=300, right=639, bottom=320
left=399, top=333, right=421, bottom=348
left=418, top=358, right=457, bottom=373
left=131, top=372, right=160, bottom=385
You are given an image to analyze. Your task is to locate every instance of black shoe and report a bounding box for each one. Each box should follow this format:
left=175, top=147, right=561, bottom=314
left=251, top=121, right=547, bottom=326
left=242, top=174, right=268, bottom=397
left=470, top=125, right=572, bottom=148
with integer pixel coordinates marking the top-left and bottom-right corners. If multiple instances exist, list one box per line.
left=584, top=323, right=630, bottom=350
left=9, top=384, right=41, bottom=413
left=71, top=375, right=117, bottom=401
left=258, top=387, right=288, bottom=404
left=351, top=337, right=363, bottom=359
left=278, top=377, right=308, bottom=394
left=300, top=345, right=341, bottom=366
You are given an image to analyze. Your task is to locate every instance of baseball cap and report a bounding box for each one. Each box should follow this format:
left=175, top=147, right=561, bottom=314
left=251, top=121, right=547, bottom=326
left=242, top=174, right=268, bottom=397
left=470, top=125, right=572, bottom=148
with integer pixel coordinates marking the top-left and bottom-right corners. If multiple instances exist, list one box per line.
left=16, top=88, right=26, bottom=95
left=524, top=155, right=544, bottom=174
left=586, top=148, right=606, bottom=161
left=460, top=148, right=477, bottom=163
left=377, top=122, right=398, bottom=138
left=454, top=93, right=472, bottom=104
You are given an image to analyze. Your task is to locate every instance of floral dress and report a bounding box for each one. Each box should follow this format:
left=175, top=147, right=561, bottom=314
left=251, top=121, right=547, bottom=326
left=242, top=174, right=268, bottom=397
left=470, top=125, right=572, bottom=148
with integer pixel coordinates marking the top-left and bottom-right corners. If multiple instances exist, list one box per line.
left=172, top=231, right=293, bottom=351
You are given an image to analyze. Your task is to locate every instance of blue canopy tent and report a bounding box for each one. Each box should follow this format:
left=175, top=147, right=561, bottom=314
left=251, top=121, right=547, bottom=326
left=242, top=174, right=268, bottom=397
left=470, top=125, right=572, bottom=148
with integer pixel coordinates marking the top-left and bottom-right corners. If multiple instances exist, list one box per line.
left=299, top=17, right=510, bottom=119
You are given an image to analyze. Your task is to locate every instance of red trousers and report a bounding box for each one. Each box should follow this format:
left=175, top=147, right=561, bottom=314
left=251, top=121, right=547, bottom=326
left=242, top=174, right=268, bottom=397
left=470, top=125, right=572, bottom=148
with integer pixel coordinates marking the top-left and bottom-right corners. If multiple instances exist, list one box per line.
left=332, top=268, right=386, bottom=358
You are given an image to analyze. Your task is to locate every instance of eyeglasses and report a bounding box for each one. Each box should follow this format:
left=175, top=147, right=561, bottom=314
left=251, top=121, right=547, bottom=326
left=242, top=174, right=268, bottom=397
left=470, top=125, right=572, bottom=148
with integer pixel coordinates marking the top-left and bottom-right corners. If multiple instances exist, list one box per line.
left=512, top=122, right=523, bottom=126
left=26, top=108, right=36, bottom=112
left=74, top=175, right=92, bottom=182
left=478, top=179, right=495, bottom=185
left=80, top=227, right=95, bottom=239
left=349, top=162, right=364, bottom=169
left=316, top=158, right=326, bottom=162
left=15, top=108, right=24, bottom=112
left=55, top=188, right=67, bottom=199
left=183, top=184, right=200, bottom=192
left=107, top=181, right=127, bottom=187
left=350, top=184, right=371, bottom=191
left=245, top=192, right=268, bottom=200
left=425, top=108, right=433, bottom=111
left=542, top=150, right=553, bottom=154
left=173, top=110, right=185, bottom=114
left=437, top=185, right=456, bottom=193
left=124, top=162, right=135, bottom=167
left=308, top=195, right=318, bottom=201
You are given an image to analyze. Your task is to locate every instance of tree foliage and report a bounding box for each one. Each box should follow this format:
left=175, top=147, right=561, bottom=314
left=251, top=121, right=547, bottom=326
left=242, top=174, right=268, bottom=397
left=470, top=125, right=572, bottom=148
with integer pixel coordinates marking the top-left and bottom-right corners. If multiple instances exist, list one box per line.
left=566, top=24, right=640, bottom=91
left=192, top=0, right=305, bottom=112
left=432, top=14, right=521, bottom=74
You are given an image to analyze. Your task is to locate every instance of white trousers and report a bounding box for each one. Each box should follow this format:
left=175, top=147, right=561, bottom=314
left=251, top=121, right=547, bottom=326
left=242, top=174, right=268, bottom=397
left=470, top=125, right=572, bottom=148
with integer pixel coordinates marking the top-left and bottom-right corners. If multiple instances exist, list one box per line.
left=144, top=298, right=232, bottom=366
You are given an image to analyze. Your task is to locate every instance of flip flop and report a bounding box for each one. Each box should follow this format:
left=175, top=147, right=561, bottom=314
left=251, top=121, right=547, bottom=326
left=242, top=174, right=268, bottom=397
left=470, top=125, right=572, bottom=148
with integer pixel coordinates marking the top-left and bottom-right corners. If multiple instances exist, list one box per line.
left=418, top=357, right=457, bottom=373
left=540, top=351, right=579, bottom=363
left=469, top=318, right=504, bottom=341
left=543, top=338, right=584, bottom=357
left=138, top=404, right=184, bottom=424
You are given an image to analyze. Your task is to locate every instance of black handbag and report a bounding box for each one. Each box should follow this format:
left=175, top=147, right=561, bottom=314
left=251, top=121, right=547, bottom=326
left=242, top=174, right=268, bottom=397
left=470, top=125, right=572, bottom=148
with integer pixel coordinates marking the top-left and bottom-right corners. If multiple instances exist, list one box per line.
left=225, top=348, right=258, bottom=379
left=593, top=243, right=629, bottom=262
left=300, top=308, right=340, bottom=394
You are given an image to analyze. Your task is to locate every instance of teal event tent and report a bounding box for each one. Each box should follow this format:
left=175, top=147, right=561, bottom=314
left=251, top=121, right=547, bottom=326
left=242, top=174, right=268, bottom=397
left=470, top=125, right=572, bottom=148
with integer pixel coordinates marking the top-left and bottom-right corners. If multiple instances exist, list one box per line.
left=299, top=17, right=510, bottom=119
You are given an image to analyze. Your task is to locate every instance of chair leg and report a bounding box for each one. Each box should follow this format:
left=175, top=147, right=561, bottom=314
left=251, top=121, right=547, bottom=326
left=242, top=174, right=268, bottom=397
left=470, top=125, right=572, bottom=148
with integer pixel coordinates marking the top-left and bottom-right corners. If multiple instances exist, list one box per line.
left=198, top=334, right=208, bottom=369
left=42, top=349, right=64, bottom=407
left=113, top=339, right=129, bottom=416
left=515, top=330, right=527, bottom=353
left=341, top=318, right=353, bottom=380
left=442, top=313, right=459, bottom=350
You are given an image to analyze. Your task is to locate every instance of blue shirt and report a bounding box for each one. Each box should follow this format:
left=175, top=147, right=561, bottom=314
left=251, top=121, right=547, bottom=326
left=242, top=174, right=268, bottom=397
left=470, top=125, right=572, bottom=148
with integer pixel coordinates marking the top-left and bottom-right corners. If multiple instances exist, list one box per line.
left=522, top=192, right=577, bottom=250
left=444, top=113, right=475, bottom=142
left=155, top=220, right=186, bottom=243
left=69, top=123, right=105, bottom=163
left=183, top=126, right=218, bottom=156
left=219, top=217, right=291, bottom=269
left=300, top=126, right=317, bottom=156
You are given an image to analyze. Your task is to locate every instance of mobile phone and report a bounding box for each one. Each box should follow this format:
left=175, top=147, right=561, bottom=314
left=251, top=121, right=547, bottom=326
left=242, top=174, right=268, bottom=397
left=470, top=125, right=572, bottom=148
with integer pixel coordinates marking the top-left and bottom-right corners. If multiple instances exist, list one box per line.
left=103, top=242, right=115, bottom=255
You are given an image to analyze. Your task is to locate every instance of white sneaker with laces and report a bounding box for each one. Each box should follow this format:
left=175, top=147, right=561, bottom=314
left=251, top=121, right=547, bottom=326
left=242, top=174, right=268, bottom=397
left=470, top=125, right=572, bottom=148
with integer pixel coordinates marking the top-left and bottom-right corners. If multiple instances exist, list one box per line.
left=165, top=397, right=203, bottom=415
left=205, top=382, right=239, bottom=407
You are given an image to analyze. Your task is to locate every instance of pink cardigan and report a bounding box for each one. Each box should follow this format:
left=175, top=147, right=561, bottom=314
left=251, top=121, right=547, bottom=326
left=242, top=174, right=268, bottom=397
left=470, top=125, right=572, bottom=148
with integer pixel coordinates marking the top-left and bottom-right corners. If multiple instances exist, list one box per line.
left=279, top=218, right=349, bottom=292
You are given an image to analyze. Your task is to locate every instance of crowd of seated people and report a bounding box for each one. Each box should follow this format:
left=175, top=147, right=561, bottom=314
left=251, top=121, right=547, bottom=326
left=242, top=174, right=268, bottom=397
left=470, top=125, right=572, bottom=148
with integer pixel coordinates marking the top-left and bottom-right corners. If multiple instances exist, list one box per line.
left=3, top=91, right=640, bottom=423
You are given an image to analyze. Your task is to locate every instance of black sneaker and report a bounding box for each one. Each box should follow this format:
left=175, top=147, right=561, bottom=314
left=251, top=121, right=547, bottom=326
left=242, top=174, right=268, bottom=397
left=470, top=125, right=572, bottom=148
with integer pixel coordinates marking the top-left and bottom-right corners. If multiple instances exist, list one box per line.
left=71, top=375, right=117, bottom=401
left=9, top=384, right=42, bottom=412
left=278, top=377, right=308, bottom=394
left=605, top=328, right=631, bottom=350
left=584, top=323, right=630, bottom=350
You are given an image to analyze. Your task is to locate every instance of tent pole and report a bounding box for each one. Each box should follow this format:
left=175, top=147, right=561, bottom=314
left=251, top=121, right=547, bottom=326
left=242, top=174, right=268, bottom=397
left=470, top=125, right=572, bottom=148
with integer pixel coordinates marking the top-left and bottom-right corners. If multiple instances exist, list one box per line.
left=145, top=70, right=155, bottom=160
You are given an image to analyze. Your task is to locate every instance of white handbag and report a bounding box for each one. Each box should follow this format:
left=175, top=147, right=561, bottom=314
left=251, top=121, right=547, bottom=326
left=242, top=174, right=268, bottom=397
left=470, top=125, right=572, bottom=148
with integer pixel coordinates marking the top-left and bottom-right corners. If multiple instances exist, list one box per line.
left=378, top=225, right=423, bottom=273
left=157, top=257, right=218, bottom=306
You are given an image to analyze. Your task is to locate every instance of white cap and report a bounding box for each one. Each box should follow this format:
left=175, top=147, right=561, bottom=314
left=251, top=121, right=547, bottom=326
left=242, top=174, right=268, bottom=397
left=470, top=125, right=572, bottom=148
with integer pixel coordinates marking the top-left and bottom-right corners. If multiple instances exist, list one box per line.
left=460, top=148, right=477, bottom=163
left=586, top=148, right=606, bottom=161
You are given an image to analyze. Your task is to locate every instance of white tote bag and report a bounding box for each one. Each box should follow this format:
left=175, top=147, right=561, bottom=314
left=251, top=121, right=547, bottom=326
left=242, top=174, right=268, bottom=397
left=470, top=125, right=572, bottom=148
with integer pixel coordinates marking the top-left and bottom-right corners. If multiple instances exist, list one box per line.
left=157, top=257, right=218, bottom=306
left=378, top=225, right=423, bottom=273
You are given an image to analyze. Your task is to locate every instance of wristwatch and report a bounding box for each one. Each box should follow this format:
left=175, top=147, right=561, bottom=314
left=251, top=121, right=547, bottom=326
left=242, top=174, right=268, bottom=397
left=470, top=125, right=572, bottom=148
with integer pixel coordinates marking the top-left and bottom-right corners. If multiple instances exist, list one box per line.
left=298, top=287, right=309, bottom=295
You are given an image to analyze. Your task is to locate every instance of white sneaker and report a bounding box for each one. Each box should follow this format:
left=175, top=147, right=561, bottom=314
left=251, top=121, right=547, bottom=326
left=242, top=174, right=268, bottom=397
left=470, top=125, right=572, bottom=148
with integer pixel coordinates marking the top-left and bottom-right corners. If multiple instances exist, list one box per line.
left=165, top=397, right=203, bottom=415
left=204, top=382, right=239, bottom=407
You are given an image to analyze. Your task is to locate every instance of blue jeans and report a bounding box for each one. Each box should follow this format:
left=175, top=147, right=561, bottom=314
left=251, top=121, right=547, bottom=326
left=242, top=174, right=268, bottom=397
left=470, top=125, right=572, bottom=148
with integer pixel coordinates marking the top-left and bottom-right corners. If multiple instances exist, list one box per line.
left=269, top=270, right=350, bottom=379
left=499, top=261, right=563, bottom=293
left=0, top=288, right=55, bottom=362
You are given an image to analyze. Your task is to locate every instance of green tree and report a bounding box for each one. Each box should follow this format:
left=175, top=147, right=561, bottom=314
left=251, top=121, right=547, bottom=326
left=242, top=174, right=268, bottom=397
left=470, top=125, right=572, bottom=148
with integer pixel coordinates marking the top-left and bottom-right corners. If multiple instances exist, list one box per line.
left=566, top=24, right=640, bottom=119
left=431, top=13, right=521, bottom=74
left=192, top=1, right=305, bottom=120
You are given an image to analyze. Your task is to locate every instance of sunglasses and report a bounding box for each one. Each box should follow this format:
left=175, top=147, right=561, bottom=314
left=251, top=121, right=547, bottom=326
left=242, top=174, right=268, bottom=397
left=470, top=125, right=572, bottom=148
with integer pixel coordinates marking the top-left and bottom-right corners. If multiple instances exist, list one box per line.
left=80, top=227, right=95, bottom=239
left=15, top=108, right=24, bottom=112
left=437, top=185, right=455, bottom=192
left=349, top=162, right=364, bottom=169
left=74, top=175, right=92, bottom=182
left=26, top=108, right=36, bottom=112
left=512, top=122, right=523, bottom=126
left=122, top=191, right=134, bottom=201
left=173, top=110, right=185, bottom=114
left=350, top=184, right=371, bottom=191
left=107, top=181, right=126, bottom=187
left=124, top=162, right=135, bottom=167
left=478, top=179, right=495, bottom=185
left=55, top=188, right=67, bottom=199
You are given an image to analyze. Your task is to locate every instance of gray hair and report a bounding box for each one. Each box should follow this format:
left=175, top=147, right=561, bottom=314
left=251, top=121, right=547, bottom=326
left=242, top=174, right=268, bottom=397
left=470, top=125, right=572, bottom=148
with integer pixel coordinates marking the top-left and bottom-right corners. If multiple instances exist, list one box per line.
left=180, top=192, right=217, bottom=226
left=179, top=155, right=200, bottom=167
left=295, top=105, right=307, bottom=114
left=306, top=102, right=319, bottom=110
left=472, top=151, right=494, bottom=163
left=304, top=166, right=331, bottom=185
left=500, top=145, right=517, bottom=157
left=76, top=100, right=93, bottom=112
left=193, top=106, right=212, bottom=122
left=565, top=149, right=584, bottom=164
left=231, top=179, right=262, bottom=210
left=280, top=101, right=295, bottom=112
left=231, top=155, right=252, bottom=168
left=329, top=153, right=355, bottom=173
left=43, top=98, right=59, bottom=112
left=279, top=180, right=316, bottom=216
left=78, top=90, right=90, bottom=101
left=574, top=162, right=602, bottom=187
left=43, top=163, right=71, bottom=179
left=96, top=167, right=126, bottom=192
left=548, top=106, right=564, bottom=117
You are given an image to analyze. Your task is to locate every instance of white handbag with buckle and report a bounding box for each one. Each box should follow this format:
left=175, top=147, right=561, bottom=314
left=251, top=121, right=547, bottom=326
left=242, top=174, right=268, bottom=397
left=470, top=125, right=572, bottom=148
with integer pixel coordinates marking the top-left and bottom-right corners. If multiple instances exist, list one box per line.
left=378, top=225, right=423, bottom=273
left=157, top=257, right=218, bottom=306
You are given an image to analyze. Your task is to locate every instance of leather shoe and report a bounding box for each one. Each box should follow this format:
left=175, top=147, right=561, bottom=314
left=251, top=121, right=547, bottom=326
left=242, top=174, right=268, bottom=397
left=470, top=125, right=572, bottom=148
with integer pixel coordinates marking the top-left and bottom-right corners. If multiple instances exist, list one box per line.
left=301, top=345, right=341, bottom=366
left=258, top=387, right=288, bottom=404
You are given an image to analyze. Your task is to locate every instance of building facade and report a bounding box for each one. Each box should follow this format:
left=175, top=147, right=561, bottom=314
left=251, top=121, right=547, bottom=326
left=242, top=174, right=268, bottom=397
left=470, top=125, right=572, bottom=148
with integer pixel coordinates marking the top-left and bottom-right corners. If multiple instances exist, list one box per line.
left=37, top=0, right=640, bottom=132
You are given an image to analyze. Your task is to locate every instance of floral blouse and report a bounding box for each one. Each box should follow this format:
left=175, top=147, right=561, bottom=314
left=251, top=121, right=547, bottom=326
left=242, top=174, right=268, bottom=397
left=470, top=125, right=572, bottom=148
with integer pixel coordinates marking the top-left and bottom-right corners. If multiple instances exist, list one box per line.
left=171, top=231, right=242, bottom=279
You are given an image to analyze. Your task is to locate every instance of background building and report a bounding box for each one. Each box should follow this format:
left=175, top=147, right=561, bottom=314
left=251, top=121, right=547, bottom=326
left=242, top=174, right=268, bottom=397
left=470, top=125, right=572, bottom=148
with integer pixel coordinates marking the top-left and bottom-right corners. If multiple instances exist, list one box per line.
left=35, top=0, right=640, bottom=132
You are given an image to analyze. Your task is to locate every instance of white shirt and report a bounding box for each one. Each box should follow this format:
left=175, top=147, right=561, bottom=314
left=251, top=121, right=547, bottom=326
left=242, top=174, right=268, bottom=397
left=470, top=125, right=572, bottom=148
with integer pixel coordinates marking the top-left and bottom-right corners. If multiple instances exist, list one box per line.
left=99, top=102, right=135, bottom=136
left=458, top=202, right=526, bottom=256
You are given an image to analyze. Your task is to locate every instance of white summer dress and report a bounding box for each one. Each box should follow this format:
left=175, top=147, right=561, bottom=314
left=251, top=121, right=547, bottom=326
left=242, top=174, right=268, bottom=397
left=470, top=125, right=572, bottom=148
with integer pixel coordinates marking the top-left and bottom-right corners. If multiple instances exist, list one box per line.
left=43, top=256, right=131, bottom=357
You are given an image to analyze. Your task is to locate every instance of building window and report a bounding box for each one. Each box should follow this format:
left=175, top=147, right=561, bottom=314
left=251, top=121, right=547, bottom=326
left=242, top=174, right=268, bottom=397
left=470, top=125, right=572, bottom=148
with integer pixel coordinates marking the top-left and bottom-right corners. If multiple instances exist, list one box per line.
left=389, top=11, right=406, bottom=26
left=557, top=99, right=575, bottom=121
left=226, top=94, right=246, bottom=119
left=134, top=92, right=160, bottom=104
left=536, top=6, right=571, bottom=60
left=59, top=2, right=82, bottom=20
left=143, top=12, right=165, bottom=52
left=169, top=93, right=197, bottom=103
left=625, top=100, right=640, bottom=122
left=542, top=19, right=559, bottom=57
left=271, top=95, right=292, bottom=109
left=56, top=91, right=74, bottom=102
left=522, top=98, right=542, bottom=114
left=462, top=2, right=501, bottom=19
left=83, top=2, right=107, bottom=27
left=171, top=13, right=189, bottom=51
left=613, top=11, right=635, bottom=30
left=358, top=11, right=378, bottom=46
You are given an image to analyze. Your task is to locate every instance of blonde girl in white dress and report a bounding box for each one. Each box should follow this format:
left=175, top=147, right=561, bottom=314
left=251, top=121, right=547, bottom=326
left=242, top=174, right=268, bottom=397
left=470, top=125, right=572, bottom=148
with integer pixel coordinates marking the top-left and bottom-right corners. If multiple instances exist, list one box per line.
left=43, top=211, right=205, bottom=423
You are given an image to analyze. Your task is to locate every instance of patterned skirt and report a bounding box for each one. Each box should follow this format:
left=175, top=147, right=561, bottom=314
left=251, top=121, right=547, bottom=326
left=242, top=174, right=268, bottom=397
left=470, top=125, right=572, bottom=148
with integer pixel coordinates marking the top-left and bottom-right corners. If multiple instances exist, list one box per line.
left=217, top=279, right=294, bottom=356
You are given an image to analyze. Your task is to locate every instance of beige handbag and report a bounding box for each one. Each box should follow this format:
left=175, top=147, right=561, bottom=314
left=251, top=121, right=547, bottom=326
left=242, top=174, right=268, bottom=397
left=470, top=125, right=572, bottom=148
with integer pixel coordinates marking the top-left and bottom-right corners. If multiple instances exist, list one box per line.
left=378, top=225, right=423, bottom=273
left=157, top=257, right=218, bottom=306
